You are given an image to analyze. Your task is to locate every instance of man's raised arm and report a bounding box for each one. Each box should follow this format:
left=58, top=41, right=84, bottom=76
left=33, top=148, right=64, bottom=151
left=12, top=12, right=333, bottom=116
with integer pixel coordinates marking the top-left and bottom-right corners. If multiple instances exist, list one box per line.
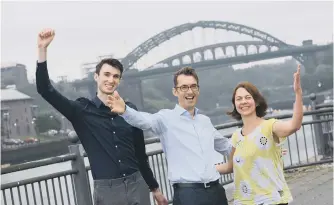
left=107, top=92, right=165, bottom=134
left=36, top=29, right=80, bottom=121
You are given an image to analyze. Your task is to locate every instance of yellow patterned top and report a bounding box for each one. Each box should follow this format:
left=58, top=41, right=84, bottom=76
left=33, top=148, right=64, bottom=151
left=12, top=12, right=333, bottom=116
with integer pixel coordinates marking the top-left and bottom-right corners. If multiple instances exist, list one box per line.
left=231, top=119, right=293, bottom=205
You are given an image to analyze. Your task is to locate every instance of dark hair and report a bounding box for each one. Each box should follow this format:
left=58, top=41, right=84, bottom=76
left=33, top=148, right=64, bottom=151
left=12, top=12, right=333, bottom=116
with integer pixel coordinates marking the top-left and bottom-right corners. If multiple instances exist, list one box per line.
left=95, top=58, right=124, bottom=76
left=173, top=66, right=199, bottom=87
left=227, top=81, right=268, bottom=120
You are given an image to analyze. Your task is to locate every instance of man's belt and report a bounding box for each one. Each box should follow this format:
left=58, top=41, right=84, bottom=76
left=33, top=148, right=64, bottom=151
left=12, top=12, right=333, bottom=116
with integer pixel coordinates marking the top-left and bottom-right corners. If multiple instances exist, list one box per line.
left=173, top=179, right=220, bottom=189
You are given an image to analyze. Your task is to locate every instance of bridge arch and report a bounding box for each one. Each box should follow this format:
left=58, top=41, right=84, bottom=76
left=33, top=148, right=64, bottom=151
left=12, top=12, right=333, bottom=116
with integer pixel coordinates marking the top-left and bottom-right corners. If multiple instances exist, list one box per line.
left=150, top=41, right=283, bottom=68
left=121, top=20, right=297, bottom=71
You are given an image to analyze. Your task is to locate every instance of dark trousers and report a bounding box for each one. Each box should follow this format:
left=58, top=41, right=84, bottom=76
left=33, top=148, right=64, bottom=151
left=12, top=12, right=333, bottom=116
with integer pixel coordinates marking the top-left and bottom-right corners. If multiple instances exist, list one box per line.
left=93, top=171, right=150, bottom=205
left=172, top=183, right=228, bottom=205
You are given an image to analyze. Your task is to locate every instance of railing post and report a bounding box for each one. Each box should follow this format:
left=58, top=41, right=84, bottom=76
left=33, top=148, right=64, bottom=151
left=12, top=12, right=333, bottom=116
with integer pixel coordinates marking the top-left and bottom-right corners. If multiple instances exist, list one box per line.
left=310, top=93, right=326, bottom=158
left=69, top=142, right=93, bottom=205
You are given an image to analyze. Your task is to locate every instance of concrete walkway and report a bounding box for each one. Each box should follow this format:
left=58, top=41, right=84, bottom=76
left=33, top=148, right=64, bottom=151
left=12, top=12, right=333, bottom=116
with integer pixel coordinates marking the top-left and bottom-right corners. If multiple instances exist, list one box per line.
left=224, top=163, right=333, bottom=205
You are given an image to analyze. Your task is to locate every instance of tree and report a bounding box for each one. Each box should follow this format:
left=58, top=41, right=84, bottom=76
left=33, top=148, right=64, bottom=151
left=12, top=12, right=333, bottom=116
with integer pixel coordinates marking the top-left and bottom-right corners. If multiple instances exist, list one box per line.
left=35, top=114, right=61, bottom=133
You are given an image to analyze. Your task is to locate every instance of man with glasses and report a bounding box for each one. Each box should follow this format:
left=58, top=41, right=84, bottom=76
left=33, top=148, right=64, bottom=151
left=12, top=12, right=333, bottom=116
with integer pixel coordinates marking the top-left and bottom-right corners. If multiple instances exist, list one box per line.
left=35, top=28, right=167, bottom=205
left=107, top=66, right=232, bottom=205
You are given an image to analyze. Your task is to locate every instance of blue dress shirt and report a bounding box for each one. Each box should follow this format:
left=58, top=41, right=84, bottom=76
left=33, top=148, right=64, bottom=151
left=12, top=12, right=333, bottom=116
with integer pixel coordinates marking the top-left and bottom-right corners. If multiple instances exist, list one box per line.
left=121, top=104, right=232, bottom=184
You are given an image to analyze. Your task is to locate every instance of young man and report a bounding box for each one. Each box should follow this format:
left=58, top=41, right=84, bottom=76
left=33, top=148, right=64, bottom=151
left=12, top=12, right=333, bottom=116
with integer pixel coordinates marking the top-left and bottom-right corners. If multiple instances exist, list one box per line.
left=107, top=66, right=232, bottom=205
left=36, top=29, right=167, bottom=205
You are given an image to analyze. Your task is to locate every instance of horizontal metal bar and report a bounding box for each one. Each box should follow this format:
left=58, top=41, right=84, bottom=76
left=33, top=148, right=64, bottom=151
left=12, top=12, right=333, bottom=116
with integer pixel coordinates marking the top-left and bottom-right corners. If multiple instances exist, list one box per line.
left=221, top=179, right=234, bottom=186
left=271, top=108, right=333, bottom=118
left=145, top=137, right=161, bottom=145
left=147, top=149, right=164, bottom=156
left=223, top=134, right=233, bottom=139
left=284, top=159, right=333, bottom=171
left=302, top=118, right=333, bottom=126
left=1, top=154, right=77, bottom=174
left=1, top=169, right=78, bottom=190
left=316, top=103, right=333, bottom=109
left=215, top=107, right=333, bottom=130
left=1, top=136, right=69, bottom=152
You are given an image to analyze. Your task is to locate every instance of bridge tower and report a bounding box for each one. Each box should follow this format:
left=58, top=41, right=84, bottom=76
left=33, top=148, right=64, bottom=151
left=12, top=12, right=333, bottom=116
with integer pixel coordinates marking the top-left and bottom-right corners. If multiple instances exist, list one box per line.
left=301, top=40, right=318, bottom=74
left=118, top=77, right=145, bottom=111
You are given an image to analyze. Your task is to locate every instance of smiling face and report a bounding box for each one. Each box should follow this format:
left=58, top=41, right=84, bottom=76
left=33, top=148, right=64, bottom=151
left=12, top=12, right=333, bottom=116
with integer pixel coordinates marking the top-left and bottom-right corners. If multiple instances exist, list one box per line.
left=227, top=82, right=268, bottom=120
left=173, top=74, right=199, bottom=111
left=234, top=87, right=257, bottom=118
left=94, top=63, right=121, bottom=95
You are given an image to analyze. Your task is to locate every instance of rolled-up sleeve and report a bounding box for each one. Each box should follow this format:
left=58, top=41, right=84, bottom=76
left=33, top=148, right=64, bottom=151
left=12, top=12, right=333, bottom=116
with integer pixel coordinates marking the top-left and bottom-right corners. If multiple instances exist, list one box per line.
left=213, top=130, right=233, bottom=156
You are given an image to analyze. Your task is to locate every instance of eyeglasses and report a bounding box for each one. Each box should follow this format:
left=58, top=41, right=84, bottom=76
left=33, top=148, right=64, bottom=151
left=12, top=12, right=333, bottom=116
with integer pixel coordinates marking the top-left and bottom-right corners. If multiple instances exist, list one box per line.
left=175, top=84, right=200, bottom=92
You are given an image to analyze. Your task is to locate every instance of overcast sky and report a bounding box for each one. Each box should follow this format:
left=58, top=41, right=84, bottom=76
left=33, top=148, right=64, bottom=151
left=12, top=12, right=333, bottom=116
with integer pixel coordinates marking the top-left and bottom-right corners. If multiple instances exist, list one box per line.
left=1, top=1, right=333, bottom=82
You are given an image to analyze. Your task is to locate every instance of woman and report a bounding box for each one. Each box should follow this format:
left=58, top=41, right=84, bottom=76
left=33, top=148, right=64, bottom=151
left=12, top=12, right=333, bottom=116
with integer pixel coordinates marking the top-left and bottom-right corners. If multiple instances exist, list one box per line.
left=217, top=65, right=303, bottom=205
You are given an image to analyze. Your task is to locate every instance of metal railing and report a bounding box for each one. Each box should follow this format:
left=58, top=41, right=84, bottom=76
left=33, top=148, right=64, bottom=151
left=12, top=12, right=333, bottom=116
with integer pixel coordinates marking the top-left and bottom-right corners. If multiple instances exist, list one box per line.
left=1, top=136, right=69, bottom=152
left=1, top=98, right=333, bottom=205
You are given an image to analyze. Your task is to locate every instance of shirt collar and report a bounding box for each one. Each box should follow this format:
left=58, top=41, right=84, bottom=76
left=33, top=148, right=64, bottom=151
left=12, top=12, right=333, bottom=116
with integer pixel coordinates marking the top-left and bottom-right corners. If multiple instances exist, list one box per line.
left=92, top=96, right=103, bottom=108
left=173, top=104, right=199, bottom=116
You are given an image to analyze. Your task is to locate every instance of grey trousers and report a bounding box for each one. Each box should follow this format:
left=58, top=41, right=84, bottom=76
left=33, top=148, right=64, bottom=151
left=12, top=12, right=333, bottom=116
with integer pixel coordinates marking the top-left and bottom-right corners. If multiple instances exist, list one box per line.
left=93, top=171, right=151, bottom=205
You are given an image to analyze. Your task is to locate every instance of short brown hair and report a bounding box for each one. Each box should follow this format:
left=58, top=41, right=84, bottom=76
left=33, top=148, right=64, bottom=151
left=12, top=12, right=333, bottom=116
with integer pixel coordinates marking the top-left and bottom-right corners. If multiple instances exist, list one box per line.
left=173, top=66, right=199, bottom=87
left=95, top=58, right=123, bottom=76
left=227, top=81, right=268, bottom=120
